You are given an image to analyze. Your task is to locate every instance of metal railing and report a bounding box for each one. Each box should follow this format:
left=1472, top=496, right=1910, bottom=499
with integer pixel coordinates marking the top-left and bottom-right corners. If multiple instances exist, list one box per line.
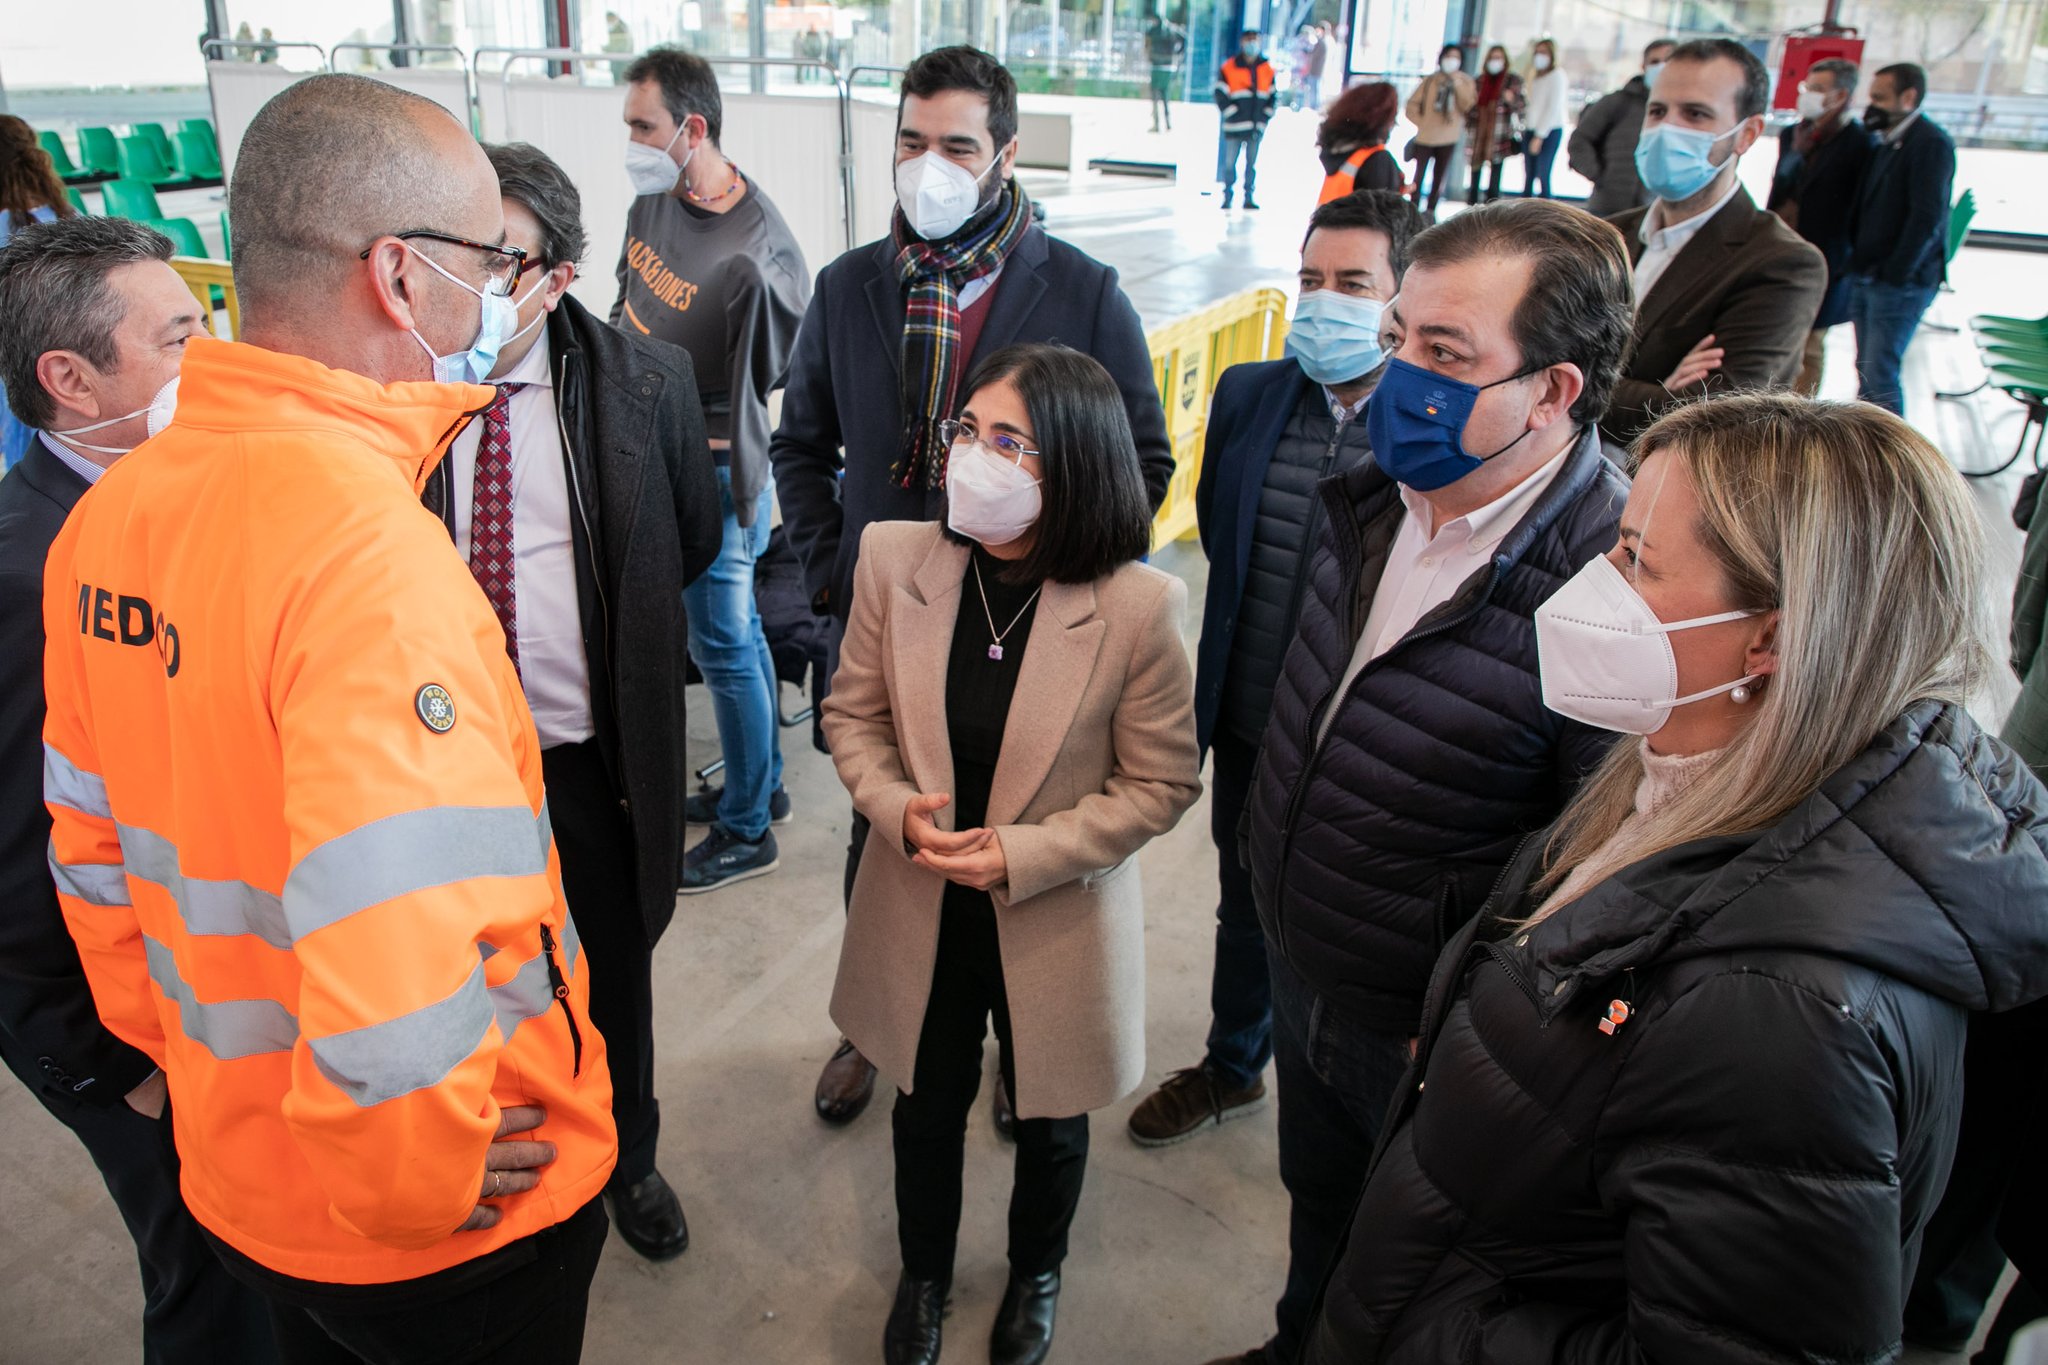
left=202, top=39, right=328, bottom=65
left=329, top=42, right=468, bottom=71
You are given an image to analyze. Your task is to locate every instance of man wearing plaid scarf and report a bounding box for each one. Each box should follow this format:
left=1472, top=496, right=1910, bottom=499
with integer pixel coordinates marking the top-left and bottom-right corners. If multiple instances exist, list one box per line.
left=770, top=45, right=1174, bottom=1136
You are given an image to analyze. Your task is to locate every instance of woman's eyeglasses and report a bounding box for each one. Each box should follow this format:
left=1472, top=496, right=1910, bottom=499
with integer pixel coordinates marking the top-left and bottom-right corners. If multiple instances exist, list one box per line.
left=939, top=419, right=1039, bottom=463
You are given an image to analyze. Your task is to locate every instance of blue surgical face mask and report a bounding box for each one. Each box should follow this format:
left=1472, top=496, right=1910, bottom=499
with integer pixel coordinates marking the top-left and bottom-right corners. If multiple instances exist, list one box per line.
left=1633, top=121, right=1734, bottom=203
left=403, top=242, right=518, bottom=385
left=1364, top=356, right=1538, bottom=491
left=1286, top=292, right=1387, bottom=386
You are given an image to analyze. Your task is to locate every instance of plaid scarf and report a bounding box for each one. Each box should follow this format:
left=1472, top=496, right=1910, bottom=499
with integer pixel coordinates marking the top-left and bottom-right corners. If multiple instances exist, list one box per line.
left=891, top=182, right=1034, bottom=489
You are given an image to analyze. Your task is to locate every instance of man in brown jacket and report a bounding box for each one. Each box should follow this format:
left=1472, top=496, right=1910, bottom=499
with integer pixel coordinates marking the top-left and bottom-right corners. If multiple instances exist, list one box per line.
left=1597, top=38, right=1825, bottom=448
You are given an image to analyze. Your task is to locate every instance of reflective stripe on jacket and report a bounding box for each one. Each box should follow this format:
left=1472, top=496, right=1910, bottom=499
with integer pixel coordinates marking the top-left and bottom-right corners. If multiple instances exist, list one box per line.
left=1214, top=55, right=1277, bottom=133
left=1319, top=144, right=1386, bottom=204
left=42, top=336, right=617, bottom=1285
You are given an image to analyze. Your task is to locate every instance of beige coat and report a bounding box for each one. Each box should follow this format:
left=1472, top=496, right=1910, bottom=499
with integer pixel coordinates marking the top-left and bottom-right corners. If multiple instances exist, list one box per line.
left=1405, top=70, right=1477, bottom=147
left=822, top=521, right=1202, bottom=1120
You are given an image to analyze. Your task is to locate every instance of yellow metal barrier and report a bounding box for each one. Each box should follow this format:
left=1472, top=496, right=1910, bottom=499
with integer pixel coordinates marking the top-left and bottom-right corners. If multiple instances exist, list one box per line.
left=1145, top=286, right=1291, bottom=550
left=168, top=257, right=239, bottom=341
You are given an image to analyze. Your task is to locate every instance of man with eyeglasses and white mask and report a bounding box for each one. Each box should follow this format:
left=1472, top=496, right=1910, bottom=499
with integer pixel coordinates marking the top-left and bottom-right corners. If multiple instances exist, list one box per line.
left=1598, top=37, right=1825, bottom=448
left=422, top=141, right=720, bottom=1268
left=40, top=74, right=619, bottom=1357
left=772, top=45, right=1173, bottom=1136
left=617, top=45, right=810, bottom=897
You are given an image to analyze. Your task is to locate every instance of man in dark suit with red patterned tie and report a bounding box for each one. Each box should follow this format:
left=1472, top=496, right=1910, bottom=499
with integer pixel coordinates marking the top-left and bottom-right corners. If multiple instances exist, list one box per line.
left=422, top=141, right=721, bottom=1263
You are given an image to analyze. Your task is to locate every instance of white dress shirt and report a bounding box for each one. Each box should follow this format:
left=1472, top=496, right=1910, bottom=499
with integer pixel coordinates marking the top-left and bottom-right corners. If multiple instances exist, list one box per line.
left=1633, top=173, right=1743, bottom=302
left=447, top=332, right=596, bottom=748
left=40, top=432, right=107, bottom=487
left=1314, top=447, right=1571, bottom=750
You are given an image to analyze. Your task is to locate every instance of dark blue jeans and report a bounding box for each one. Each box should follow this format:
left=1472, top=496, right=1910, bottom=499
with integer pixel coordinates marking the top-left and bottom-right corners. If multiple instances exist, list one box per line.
left=1522, top=129, right=1562, bottom=198
left=1266, top=952, right=1413, bottom=1365
left=1849, top=276, right=1939, bottom=416
left=1218, top=131, right=1263, bottom=198
left=1203, top=728, right=1271, bottom=1090
left=682, top=466, right=784, bottom=840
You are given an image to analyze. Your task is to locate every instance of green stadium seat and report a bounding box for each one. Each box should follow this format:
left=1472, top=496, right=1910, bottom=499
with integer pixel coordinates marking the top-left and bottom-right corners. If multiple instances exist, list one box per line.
left=220, top=210, right=232, bottom=259
left=76, top=126, right=122, bottom=176
left=171, top=128, right=223, bottom=180
left=178, top=117, right=215, bottom=138
left=66, top=188, right=87, bottom=215
left=98, top=177, right=163, bottom=220
left=36, top=130, right=83, bottom=180
left=132, top=123, right=176, bottom=164
left=117, top=136, right=191, bottom=187
left=1946, top=188, right=1977, bottom=268
left=147, top=216, right=210, bottom=259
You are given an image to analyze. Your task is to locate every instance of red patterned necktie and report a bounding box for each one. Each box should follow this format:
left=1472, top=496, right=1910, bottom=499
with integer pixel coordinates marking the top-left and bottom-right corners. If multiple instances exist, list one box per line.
left=469, top=382, right=525, bottom=669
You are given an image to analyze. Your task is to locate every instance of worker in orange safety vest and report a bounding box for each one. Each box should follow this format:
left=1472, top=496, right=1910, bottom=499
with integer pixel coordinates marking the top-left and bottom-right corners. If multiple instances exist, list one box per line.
left=1214, top=28, right=1277, bottom=210
left=41, top=73, right=618, bottom=1359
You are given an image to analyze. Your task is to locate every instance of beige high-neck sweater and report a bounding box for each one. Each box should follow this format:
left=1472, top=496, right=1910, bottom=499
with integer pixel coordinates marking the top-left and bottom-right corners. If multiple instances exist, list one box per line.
left=1538, top=741, right=1723, bottom=915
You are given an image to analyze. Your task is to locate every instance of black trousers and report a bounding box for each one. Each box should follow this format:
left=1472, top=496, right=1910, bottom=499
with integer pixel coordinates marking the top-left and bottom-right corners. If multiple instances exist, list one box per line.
left=892, top=891, right=1090, bottom=1282
left=260, top=1199, right=608, bottom=1365
left=1409, top=142, right=1455, bottom=213
left=542, top=739, right=660, bottom=1188
left=6, top=1062, right=278, bottom=1364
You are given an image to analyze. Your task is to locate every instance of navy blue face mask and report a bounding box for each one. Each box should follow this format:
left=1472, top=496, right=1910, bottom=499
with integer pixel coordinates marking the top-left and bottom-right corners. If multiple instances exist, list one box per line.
left=1365, top=356, right=1540, bottom=491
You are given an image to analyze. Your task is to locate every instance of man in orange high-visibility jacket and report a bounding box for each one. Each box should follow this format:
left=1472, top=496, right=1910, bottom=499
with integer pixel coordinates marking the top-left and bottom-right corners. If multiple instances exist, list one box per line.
left=1214, top=28, right=1277, bottom=210
left=42, top=73, right=617, bottom=1359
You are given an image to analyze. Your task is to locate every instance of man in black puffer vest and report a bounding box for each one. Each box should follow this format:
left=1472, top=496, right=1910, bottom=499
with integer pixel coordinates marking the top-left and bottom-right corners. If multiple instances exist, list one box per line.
left=1213, top=200, right=1634, bottom=1365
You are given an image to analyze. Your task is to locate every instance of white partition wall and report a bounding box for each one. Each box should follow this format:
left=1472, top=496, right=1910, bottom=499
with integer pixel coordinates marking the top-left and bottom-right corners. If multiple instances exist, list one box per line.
left=719, top=92, right=847, bottom=282
left=209, top=63, right=470, bottom=182
left=206, top=61, right=311, bottom=179
left=848, top=95, right=901, bottom=249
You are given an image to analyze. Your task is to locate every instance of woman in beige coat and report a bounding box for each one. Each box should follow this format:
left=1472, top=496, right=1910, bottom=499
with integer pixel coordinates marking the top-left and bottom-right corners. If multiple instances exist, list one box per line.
left=1405, top=43, right=1477, bottom=214
left=823, top=344, right=1201, bottom=1365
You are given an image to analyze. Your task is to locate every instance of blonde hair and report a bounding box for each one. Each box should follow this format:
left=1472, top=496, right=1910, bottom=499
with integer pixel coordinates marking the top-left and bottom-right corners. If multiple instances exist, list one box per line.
left=1529, top=393, right=1995, bottom=919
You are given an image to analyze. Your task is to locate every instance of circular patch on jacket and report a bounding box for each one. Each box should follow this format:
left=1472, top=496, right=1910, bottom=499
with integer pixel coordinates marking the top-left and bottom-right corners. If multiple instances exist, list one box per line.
left=415, top=684, right=457, bottom=734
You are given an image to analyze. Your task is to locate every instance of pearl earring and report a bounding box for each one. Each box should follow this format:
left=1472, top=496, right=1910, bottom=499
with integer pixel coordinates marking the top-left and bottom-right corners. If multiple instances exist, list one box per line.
left=1731, top=684, right=1752, bottom=704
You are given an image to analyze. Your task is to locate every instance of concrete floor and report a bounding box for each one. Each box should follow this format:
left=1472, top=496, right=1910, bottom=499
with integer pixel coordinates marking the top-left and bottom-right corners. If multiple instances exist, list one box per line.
left=6, top=109, right=2048, bottom=1363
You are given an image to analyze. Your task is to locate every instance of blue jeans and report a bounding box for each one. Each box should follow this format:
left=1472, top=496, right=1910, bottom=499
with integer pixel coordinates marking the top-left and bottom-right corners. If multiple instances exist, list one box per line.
left=683, top=467, right=783, bottom=841
left=1522, top=128, right=1562, bottom=198
left=1266, top=952, right=1413, bottom=1365
left=1218, top=131, right=1263, bottom=197
left=1203, top=728, right=1271, bottom=1090
left=1850, top=276, right=1939, bottom=416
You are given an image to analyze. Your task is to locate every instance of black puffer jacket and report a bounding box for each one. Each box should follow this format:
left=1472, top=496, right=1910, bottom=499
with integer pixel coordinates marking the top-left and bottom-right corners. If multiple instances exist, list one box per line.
left=1307, top=701, right=2048, bottom=1365
left=1247, top=426, right=1625, bottom=1035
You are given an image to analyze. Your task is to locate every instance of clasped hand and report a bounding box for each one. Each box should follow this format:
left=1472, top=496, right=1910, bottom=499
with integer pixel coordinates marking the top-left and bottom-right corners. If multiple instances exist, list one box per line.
left=902, top=791, right=1009, bottom=891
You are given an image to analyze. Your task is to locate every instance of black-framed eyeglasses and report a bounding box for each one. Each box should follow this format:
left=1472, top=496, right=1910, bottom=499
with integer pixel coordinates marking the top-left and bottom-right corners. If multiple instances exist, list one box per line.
left=360, top=229, right=527, bottom=297
left=938, top=418, right=1039, bottom=463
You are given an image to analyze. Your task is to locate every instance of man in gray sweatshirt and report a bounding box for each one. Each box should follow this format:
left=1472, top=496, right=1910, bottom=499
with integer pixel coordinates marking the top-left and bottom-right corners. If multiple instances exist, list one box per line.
left=616, top=45, right=810, bottom=893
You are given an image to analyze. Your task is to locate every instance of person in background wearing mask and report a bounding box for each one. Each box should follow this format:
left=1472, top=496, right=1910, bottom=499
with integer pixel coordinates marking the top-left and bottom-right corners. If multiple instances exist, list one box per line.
left=1145, top=7, right=1187, bottom=134
left=42, top=74, right=619, bottom=1358
left=1599, top=38, right=1825, bottom=448
left=1315, top=82, right=1404, bottom=204
left=1768, top=58, right=1872, bottom=395
left=1846, top=62, right=1957, bottom=417
left=1301, top=393, right=2048, bottom=1365
left=823, top=344, right=1201, bottom=1365
left=1205, top=198, right=1632, bottom=1365
left=421, top=141, right=720, bottom=1266
left=1404, top=45, right=1475, bottom=216
left=1465, top=44, right=1524, bottom=206
left=617, top=45, right=810, bottom=894
left=1569, top=37, right=1676, bottom=218
left=1126, top=190, right=1421, bottom=1154
left=0, top=216, right=275, bottom=1364
left=1214, top=30, right=1277, bottom=210
left=1521, top=39, right=1567, bottom=198
left=771, top=46, right=1173, bottom=1134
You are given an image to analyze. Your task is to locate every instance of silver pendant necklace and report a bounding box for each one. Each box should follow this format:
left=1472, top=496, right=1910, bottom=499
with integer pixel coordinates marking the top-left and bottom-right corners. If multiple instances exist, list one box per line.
left=972, top=555, right=1041, bottom=662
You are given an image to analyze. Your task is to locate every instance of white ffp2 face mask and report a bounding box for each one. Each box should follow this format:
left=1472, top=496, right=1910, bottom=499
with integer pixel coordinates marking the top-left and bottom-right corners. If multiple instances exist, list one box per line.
left=625, top=122, right=695, bottom=197
left=50, top=374, right=181, bottom=455
left=895, top=150, right=996, bottom=241
left=945, top=440, right=1042, bottom=546
left=1535, top=554, right=1760, bottom=735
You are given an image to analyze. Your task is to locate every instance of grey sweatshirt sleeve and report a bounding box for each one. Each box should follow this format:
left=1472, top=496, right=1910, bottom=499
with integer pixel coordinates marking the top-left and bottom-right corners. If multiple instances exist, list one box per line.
left=721, top=243, right=810, bottom=528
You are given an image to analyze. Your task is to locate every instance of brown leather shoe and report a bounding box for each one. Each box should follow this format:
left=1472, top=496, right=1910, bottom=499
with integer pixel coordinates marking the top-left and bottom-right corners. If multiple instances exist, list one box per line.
left=815, top=1037, right=877, bottom=1124
left=1127, top=1065, right=1267, bottom=1147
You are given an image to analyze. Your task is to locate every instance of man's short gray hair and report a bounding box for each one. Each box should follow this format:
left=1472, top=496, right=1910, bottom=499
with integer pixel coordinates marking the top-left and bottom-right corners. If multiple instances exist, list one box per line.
left=0, top=216, right=174, bottom=430
left=484, top=142, right=587, bottom=269
left=228, top=72, right=481, bottom=317
left=1808, top=58, right=1860, bottom=96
